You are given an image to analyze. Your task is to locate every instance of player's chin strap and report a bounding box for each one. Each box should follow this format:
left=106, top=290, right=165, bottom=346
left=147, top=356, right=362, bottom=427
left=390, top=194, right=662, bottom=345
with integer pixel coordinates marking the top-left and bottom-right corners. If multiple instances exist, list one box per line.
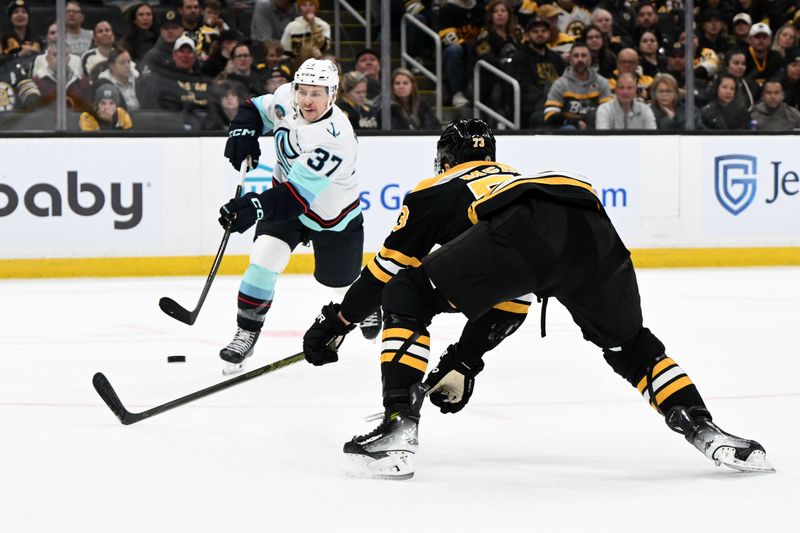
left=537, top=296, right=549, bottom=338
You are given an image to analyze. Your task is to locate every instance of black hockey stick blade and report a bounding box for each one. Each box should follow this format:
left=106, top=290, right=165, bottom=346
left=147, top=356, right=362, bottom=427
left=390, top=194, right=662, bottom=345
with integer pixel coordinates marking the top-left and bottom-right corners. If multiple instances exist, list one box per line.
left=93, top=372, right=139, bottom=425
left=93, top=351, right=306, bottom=425
left=158, top=296, right=197, bottom=325
left=158, top=182, right=242, bottom=326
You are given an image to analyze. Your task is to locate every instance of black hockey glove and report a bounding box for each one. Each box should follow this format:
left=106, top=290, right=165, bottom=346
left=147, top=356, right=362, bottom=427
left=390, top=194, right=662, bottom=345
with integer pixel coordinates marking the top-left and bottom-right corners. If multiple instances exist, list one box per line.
left=303, top=302, right=356, bottom=366
left=424, top=345, right=484, bottom=414
left=225, top=104, right=261, bottom=171
left=218, top=192, right=265, bottom=233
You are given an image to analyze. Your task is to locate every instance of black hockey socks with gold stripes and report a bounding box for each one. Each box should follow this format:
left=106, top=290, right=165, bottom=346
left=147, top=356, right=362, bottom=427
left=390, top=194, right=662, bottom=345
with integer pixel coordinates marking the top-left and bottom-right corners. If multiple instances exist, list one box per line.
left=380, top=314, right=431, bottom=408
left=603, top=327, right=709, bottom=418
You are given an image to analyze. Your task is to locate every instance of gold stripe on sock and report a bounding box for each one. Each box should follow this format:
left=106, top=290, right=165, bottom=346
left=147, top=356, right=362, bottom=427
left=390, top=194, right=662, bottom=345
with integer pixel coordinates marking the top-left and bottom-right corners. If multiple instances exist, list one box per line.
left=654, top=376, right=693, bottom=405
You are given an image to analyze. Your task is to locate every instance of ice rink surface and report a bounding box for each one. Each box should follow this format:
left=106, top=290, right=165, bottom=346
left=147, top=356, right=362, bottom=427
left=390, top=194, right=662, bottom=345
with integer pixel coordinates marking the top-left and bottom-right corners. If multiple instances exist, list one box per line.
left=1, top=267, right=797, bottom=532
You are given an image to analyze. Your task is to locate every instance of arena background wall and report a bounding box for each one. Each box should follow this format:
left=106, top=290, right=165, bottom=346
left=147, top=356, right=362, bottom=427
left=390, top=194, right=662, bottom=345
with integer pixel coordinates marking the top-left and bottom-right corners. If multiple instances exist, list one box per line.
left=1, top=135, right=798, bottom=278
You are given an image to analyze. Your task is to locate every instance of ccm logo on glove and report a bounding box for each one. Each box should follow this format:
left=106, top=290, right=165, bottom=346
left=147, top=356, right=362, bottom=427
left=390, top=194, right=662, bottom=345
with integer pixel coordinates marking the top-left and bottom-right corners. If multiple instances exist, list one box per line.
left=229, top=128, right=257, bottom=137
left=219, top=192, right=265, bottom=233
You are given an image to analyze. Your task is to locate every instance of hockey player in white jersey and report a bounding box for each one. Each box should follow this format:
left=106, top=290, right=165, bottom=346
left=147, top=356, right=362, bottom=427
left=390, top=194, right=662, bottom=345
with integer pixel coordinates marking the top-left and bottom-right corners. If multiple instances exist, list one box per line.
left=218, top=58, right=376, bottom=375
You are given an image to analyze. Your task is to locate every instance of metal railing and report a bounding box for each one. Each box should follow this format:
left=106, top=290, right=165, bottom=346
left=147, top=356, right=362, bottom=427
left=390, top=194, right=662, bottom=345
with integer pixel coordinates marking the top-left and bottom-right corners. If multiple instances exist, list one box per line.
left=473, top=60, right=521, bottom=130
left=333, top=0, right=371, bottom=60
left=400, top=14, right=442, bottom=123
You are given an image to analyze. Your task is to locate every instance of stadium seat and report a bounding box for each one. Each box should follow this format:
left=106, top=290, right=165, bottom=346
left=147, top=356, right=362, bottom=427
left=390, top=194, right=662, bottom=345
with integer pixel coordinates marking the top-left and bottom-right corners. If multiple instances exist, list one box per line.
left=28, top=5, right=56, bottom=41
left=0, top=109, right=56, bottom=132
left=82, top=5, right=125, bottom=37
left=130, top=110, right=192, bottom=132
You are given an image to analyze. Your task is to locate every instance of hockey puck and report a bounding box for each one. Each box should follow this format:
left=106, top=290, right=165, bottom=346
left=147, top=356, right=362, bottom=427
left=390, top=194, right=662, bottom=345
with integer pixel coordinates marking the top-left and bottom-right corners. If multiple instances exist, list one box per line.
left=167, top=355, right=186, bottom=363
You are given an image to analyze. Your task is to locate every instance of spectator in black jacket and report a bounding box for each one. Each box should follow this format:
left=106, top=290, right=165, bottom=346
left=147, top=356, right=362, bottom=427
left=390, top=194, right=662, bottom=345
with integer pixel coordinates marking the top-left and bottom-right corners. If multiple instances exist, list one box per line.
left=779, top=48, right=800, bottom=110
left=583, top=24, right=616, bottom=78
left=138, top=35, right=209, bottom=119
left=597, top=0, right=636, bottom=41
left=354, top=48, right=381, bottom=102
left=201, top=29, right=242, bottom=78
left=217, top=42, right=265, bottom=97
left=638, top=29, right=665, bottom=77
left=750, top=79, right=800, bottom=129
left=700, top=73, right=749, bottom=129
left=390, top=67, right=440, bottom=130
left=120, top=2, right=158, bottom=63
left=698, top=9, right=728, bottom=55
left=263, top=63, right=291, bottom=94
left=650, top=73, right=701, bottom=130
left=142, top=9, right=185, bottom=74
left=474, top=0, right=523, bottom=119
left=723, top=50, right=759, bottom=111
left=336, top=70, right=379, bottom=130
left=727, top=12, right=752, bottom=55
left=202, top=79, right=247, bottom=131
left=745, top=23, right=783, bottom=86
left=2, top=0, right=40, bottom=61
left=508, top=17, right=566, bottom=127
left=631, top=2, right=662, bottom=44
left=437, top=0, right=485, bottom=107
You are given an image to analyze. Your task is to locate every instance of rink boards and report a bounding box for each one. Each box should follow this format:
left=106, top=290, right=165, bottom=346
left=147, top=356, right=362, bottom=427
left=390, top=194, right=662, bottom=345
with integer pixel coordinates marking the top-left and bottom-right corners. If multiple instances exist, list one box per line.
left=1, top=135, right=799, bottom=277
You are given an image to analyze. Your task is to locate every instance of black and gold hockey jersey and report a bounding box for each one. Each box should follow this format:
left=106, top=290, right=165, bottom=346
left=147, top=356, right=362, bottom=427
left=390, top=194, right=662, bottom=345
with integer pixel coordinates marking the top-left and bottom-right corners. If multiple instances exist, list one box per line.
left=436, top=0, right=484, bottom=46
left=467, top=169, right=605, bottom=224
left=340, top=161, right=534, bottom=323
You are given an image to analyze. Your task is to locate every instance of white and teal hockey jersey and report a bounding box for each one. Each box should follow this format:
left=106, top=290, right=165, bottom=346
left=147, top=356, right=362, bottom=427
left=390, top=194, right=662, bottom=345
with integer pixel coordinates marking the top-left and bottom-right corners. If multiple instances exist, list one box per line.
left=250, top=83, right=360, bottom=232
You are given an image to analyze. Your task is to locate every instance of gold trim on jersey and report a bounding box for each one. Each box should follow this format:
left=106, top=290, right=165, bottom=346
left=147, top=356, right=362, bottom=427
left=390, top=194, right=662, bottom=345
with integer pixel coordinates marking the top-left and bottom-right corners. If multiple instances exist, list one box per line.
left=492, top=299, right=532, bottom=314
left=366, top=247, right=424, bottom=283
left=411, top=161, right=520, bottom=193
left=467, top=174, right=598, bottom=224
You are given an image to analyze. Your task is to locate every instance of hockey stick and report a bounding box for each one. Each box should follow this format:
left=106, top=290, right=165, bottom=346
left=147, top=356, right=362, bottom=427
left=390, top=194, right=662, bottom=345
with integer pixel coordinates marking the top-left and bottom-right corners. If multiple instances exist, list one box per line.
left=93, top=351, right=305, bottom=425
left=158, top=157, right=252, bottom=325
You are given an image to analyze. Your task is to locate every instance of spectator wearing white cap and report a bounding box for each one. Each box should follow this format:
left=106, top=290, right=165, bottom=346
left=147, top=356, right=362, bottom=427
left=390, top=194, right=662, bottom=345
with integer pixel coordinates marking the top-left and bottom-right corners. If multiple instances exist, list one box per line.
left=727, top=12, right=752, bottom=55
left=138, top=35, right=209, bottom=120
left=745, top=22, right=782, bottom=86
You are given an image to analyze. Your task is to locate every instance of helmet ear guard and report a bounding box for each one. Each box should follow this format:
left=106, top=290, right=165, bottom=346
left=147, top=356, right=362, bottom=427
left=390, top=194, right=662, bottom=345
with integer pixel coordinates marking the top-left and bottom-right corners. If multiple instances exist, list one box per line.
left=434, top=119, right=496, bottom=174
left=292, top=58, right=340, bottom=119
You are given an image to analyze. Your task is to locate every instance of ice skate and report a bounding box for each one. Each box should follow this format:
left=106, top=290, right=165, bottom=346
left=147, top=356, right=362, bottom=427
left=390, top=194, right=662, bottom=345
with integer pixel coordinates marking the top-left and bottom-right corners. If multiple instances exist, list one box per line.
left=343, top=384, right=425, bottom=480
left=358, top=308, right=382, bottom=341
left=219, top=327, right=260, bottom=376
left=666, top=406, right=775, bottom=473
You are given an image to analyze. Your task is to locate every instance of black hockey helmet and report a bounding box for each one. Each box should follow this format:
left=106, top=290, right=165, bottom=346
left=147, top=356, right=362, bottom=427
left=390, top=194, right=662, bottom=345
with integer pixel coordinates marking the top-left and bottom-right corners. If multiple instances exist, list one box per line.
left=434, top=119, right=496, bottom=174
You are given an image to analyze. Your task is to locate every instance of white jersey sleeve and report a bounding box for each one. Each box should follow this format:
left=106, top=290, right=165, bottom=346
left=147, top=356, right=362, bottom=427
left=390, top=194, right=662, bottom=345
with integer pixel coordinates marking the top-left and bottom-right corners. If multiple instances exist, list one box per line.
left=249, top=83, right=293, bottom=134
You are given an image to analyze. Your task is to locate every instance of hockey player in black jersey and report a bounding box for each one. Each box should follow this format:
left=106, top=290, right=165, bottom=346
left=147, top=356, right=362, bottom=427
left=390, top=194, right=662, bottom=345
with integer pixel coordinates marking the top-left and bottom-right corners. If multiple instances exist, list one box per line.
left=303, top=119, right=532, bottom=371
left=307, top=120, right=775, bottom=479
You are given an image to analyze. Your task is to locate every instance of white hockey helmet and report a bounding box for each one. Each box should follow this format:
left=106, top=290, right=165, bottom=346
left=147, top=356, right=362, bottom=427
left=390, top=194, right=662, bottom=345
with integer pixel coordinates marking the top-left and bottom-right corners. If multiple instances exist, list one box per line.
left=293, top=58, right=339, bottom=118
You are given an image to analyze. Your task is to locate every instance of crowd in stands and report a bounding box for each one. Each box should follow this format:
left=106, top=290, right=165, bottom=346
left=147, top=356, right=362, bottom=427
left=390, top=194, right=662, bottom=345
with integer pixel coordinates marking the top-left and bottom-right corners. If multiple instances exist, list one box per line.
left=0, top=0, right=799, bottom=132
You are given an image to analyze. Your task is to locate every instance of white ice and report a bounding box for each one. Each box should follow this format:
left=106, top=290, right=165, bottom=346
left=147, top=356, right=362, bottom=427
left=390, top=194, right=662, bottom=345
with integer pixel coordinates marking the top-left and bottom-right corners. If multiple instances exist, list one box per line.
left=1, top=268, right=797, bottom=532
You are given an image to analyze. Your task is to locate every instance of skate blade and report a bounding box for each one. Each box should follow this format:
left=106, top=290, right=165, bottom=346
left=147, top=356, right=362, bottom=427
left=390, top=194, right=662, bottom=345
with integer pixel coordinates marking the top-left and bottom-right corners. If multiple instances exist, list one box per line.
left=222, top=361, right=246, bottom=376
left=714, top=447, right=776, bottom=473
left=344, top=451, right=415, bottom=480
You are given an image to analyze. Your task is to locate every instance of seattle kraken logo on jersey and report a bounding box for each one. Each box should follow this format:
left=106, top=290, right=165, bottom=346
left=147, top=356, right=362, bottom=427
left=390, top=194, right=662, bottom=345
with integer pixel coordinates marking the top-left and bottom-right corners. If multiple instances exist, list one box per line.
left=274, top=127, right=300, bottom=176
left=327, top=123, right=340, bottom=138
left=714, top=155, right=757, bottom=216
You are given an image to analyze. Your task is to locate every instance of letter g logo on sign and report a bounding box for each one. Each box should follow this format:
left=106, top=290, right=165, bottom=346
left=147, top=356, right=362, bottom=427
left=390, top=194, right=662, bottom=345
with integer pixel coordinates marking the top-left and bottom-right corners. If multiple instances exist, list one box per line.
left=714, top=154, right=757, bottom=216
